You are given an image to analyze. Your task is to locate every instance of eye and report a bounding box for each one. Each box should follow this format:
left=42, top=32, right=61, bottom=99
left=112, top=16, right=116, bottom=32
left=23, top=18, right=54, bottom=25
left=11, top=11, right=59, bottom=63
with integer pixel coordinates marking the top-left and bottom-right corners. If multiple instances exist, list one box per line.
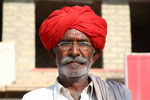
left=59, top=42, right=71, bottom=46
left=78, top=42, right=90, bottom=46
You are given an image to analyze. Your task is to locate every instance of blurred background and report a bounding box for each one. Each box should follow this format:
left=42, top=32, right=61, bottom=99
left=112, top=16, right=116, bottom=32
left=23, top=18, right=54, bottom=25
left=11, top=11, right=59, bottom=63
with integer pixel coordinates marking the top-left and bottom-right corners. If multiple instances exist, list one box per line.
left=0, top=0, right=150, bottom=99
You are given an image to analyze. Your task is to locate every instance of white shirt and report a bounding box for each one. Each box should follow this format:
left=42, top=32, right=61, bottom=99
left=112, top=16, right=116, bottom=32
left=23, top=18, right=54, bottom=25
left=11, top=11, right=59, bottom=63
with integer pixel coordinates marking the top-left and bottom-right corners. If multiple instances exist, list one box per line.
left=22, top=79, right=97, bottom=100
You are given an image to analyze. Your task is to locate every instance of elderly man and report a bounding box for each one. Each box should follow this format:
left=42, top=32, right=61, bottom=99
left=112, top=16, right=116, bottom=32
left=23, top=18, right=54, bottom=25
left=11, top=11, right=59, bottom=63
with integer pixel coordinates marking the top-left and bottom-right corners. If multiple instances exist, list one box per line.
left=22, top=5, right=131, bottom=100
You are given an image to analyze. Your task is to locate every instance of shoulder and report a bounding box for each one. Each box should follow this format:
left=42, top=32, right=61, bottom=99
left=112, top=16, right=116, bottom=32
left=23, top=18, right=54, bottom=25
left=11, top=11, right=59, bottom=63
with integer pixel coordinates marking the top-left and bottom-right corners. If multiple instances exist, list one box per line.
left=89, top=74, right=131, bottom=100
left=107, top=81, right=132, bottom=100
left=22, top=85, right=55, bottom=100
left=106, top=81, right=131, bottom=94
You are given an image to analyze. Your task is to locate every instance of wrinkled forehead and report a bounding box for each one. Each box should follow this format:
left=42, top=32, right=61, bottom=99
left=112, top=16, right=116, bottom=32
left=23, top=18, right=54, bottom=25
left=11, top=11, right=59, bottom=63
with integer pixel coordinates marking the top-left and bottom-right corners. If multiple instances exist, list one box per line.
left=60, top=29, right=91, bottom=42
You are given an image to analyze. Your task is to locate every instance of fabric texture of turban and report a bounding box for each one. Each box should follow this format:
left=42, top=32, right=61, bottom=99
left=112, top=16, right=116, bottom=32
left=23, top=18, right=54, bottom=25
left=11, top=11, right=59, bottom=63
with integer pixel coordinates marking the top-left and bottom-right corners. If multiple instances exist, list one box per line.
left=39, top=5, right=107, bottom=51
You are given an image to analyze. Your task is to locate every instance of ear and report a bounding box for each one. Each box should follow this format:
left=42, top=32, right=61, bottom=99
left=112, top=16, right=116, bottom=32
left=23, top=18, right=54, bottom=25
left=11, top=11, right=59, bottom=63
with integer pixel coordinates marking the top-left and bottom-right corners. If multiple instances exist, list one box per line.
left=48, top=49, right=56, bottom=65
left=92, top=49, right=101, bottom=64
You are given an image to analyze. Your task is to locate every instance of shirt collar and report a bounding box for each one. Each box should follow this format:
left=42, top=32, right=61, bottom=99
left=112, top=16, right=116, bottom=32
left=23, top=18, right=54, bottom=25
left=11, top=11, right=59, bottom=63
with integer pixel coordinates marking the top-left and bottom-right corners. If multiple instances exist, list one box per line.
left=53, top=77, right=94, bottom=100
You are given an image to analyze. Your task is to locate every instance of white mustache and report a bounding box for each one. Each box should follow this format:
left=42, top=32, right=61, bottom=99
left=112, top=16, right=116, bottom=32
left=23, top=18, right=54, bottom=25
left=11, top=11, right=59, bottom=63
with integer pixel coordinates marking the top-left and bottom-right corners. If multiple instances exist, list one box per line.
left=61, top=56, right=88, bottom=65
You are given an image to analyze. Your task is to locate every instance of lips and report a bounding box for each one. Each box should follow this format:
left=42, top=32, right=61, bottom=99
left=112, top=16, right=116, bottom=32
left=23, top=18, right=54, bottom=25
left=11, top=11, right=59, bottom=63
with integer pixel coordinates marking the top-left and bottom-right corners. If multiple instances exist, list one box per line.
left=68, top=62, right=79, bottom=67
left=65, top=61, right=78, bottom=65
left=65, top=62, right=80, bottom=70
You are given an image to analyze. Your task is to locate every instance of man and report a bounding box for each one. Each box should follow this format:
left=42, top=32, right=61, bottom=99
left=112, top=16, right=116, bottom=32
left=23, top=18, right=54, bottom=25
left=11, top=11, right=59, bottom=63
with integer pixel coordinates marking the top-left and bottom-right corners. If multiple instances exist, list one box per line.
left=22, top=5, right=131, bottom=100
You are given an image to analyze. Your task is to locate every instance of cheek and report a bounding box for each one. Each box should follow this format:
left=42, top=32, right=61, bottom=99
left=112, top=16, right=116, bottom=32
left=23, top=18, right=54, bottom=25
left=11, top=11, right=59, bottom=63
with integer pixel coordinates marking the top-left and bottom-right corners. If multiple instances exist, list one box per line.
left=87, top=54, right=93, bottom=64
left=83, top=49, right=94, bottom=60
left=55, top=50, right=68, bottom=63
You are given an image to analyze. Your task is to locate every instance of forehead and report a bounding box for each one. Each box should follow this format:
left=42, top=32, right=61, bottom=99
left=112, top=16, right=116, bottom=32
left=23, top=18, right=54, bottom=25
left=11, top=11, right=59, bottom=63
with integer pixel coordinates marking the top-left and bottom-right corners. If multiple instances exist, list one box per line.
left=60, top=29, right=90, bottom=42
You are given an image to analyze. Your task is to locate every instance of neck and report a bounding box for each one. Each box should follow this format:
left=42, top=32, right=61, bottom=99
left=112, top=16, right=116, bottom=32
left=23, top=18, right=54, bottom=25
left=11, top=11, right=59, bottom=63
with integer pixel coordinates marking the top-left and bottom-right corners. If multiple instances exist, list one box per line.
left=58, top=74, right=89, bottom=92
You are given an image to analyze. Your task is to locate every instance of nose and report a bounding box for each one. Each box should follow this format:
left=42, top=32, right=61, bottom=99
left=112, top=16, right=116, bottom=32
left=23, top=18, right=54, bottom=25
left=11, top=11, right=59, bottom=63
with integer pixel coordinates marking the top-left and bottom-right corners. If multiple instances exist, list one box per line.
left=70, top=42, right=80, bottom=57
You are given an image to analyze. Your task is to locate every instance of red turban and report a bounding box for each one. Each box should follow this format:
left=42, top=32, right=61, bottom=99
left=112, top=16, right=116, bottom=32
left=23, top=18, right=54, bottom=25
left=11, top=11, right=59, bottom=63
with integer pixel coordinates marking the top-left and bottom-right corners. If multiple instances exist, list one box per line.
left=39, top=5, right=107, bottom=51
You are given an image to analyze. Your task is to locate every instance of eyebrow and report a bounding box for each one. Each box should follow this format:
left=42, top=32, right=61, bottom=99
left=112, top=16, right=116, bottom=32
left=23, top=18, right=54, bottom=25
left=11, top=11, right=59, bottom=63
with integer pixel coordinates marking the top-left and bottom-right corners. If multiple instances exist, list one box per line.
left=59, top=39, right=71, bottom=42
left=78, top=39, right=89, bottom=42
left=59, top=39, right=89, bottom=42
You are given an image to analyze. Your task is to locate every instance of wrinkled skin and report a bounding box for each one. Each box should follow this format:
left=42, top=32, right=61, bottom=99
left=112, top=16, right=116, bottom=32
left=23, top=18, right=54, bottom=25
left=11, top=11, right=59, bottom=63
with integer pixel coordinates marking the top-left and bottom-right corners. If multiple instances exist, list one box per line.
left=54, top=29, right=96, bottom=78
left=50, top=29, right=100, bottom=100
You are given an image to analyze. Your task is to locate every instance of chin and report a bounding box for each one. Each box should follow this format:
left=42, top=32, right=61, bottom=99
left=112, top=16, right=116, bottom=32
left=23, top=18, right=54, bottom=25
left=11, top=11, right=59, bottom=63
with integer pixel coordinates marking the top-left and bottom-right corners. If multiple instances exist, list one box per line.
left=66, top=72, right=86, bottom=78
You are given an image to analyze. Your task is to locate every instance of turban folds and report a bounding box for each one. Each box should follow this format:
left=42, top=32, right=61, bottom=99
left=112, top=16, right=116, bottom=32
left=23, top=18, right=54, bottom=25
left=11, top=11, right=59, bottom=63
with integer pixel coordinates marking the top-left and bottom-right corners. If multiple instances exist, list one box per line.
left=39, top=5, right=107, bottom=51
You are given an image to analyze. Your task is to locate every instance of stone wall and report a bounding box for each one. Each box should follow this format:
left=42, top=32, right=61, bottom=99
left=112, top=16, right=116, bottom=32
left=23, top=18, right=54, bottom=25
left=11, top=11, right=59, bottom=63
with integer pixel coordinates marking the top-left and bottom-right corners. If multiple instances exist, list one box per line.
left=102, top=1, right=131, bottom=70
left=3, top=1, right=35, bottom=80
left=1, top=0, right=132, bottom=92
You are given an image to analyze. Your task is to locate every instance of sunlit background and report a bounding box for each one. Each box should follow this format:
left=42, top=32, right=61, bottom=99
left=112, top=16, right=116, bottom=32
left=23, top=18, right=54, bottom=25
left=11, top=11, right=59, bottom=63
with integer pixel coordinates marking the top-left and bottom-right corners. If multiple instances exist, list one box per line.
left=0, top=0, right=150, bottom=99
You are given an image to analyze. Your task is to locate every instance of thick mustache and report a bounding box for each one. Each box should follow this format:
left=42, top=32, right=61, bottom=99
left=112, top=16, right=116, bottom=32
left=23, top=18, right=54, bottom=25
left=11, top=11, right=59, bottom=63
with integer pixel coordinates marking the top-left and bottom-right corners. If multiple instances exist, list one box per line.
left=61, top=56, right=88, bottom=65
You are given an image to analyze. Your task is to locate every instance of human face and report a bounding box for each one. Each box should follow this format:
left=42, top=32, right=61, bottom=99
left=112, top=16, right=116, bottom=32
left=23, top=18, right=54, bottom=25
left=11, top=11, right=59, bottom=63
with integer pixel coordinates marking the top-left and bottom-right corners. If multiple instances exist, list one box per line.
left=54, top=29, right=95, bottom=78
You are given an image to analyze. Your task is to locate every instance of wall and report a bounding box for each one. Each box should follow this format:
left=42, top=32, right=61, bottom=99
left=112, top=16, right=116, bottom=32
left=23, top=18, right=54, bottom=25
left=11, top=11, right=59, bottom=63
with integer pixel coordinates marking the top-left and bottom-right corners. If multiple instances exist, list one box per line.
left=1, top=0, right=131, bottom=91
left=3, top=0, right=35, bottom=83
left=102, top=1, right=131, bottom=70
